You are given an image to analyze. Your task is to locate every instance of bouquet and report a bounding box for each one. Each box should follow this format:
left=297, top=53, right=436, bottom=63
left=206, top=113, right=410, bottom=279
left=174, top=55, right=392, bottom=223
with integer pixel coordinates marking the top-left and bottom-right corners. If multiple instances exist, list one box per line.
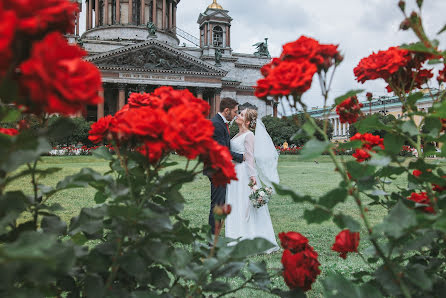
left=249, top=181, right=273, bottom=208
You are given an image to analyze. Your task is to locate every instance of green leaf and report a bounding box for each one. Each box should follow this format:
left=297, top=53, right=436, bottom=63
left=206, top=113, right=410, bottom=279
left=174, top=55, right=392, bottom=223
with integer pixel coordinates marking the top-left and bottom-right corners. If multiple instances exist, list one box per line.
left=229, top=238, right=276, bottom=258
left=384, top=134, right=405, bottom=155
left=1, top=108, right=20, bottom=123
left=274, top=183, right=314, bottom=203
left=401, top=120, right=419, bottom=136
left=406, top=92, right=423, bottom=107
left=84, top=274, right=105, bottom=298
left=375, top=201, right=417, bottom=238
left=337, top=140, right=362, bottom=150
left=438, top=24, right=446, bottom=35
left=400, top=42, right=437, bottom=54
left=41, top=215, right=67, bottom=236
left=354, top=114, right=389, bottom=134
left=0, top=77, right=19, bottom=103
left=92, top=146, right=113, bottom=161
left=299, top=139, right=330, bottom=160
left=319, top=188, right=348, bottom=209
left=213, top=262, right=245, bottom=277
left=375, top=265, right=402, bottom=296
left=346, top=161, right=375, bottom=180
left=334, top=89, right=364, bottom=105
left=203, top=281, right=229, bottom=292
left=406, top=264, right=433, bottom=291
left=333, top=214, right=361, bottom=232
left=304, top=208, right=331, bottom=224
left=302, top=121, right=315, bottom=136
left=322, top=273, right=382, bottom=298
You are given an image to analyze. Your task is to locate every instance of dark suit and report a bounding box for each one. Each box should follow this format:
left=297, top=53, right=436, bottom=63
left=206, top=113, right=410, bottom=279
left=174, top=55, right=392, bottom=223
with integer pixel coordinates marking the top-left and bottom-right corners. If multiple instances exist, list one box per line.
left=207, top=114, right=243, bottom=234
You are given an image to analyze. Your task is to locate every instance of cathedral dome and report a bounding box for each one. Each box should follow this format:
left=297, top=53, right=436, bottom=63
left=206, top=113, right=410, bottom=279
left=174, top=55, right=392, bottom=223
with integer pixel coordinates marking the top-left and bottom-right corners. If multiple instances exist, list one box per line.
left=208, top=0, right=223, bottom=10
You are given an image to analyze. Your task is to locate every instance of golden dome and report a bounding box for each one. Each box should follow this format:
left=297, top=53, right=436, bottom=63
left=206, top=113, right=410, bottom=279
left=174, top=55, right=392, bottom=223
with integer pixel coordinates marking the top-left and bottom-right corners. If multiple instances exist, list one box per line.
left=208, top=0, right=223, bottom=10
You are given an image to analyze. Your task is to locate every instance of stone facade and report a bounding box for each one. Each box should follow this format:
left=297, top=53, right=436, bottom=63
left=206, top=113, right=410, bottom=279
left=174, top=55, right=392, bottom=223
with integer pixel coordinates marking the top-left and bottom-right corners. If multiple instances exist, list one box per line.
left=74, top=0, right=272, bottom=121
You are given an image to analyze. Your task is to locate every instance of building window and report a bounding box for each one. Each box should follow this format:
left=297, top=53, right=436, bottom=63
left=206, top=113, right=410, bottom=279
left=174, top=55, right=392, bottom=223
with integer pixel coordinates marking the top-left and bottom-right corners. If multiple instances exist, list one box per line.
left=111, top=0, right=116, bottom=24
left=213, top=26, right=223, bottom=47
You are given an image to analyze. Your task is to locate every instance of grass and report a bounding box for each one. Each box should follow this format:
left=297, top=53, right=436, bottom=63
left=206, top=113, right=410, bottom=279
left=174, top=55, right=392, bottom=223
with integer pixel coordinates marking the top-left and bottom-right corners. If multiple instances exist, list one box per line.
left=8, top=154, right=441, bottom=297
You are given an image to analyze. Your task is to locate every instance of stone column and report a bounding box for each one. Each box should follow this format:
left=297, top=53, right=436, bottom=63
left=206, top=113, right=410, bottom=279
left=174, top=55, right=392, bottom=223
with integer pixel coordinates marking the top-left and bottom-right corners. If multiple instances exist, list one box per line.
left=169, top=0, right=173, bottom=29
left=210, top=23, right=213, bottom=46
left=173, top=3, right=176, bottom=29
left=141, top=0, right=145, bottom=25
left=118, top=84, right=126, bottom=110
left=104, top=0, right=109, bottom=25
left=95, top=0, right=99, bottom=27
left=225, top=26, right=229, bottom=48
left=116, top=0, right=120, bottom=23
left=76, top=11, right=80, bottom=35
left=196, top=87, right=204, bottom=99
left=162, top=0, right=166, bottom=29
left=97, top=89, right=105, bottom=120
left=204, top=23, right=208, bottom=45
left=128, top=0, right=133, bottom=24
left=88, top=0, right=93, bottom=29
left=85, top=1, right=89, bottom=30
left=215, top=89, right=221, bottom=117
left=227, top=26, right=231, bottom=47
left=152, top=0, right=157, bottom=26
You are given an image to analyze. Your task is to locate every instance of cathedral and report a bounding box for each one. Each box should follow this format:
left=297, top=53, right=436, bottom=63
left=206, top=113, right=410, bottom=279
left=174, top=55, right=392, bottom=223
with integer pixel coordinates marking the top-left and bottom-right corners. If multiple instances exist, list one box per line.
left=69, top=0, right=273, bottom=121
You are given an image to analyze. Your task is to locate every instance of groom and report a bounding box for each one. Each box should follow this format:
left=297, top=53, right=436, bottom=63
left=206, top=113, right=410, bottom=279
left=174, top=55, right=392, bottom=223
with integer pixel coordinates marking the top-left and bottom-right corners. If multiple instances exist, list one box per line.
left=207, top=97, right=244, bottom=234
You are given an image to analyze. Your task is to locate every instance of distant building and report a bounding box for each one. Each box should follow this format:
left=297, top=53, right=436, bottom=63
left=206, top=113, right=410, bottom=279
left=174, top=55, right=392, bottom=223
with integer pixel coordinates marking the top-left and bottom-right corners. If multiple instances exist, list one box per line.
left=68, top=0, right=272, bottom=121
left=307, top=89, right=438, bottom=141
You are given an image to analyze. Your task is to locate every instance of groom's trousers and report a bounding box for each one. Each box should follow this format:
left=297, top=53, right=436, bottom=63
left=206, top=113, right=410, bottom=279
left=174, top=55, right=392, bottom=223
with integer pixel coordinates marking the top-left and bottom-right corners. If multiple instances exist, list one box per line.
left=208, top=178, right=226, bottom=234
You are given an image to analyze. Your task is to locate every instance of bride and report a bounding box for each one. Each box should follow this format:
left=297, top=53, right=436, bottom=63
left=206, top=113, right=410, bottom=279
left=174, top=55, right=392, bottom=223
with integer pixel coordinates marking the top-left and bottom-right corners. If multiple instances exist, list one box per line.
left=225, top=108, right=280, bottom=253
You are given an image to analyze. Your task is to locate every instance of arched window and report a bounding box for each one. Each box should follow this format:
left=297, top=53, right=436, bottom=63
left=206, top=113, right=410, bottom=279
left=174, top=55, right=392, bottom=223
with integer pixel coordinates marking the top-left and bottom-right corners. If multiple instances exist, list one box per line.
left=213, top=26, right=223, bottom=47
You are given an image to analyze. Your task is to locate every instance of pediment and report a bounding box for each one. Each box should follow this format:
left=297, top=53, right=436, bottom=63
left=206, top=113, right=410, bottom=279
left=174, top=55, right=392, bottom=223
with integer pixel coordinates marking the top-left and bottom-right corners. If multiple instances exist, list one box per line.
left=86, top=39, right=226, bottom=76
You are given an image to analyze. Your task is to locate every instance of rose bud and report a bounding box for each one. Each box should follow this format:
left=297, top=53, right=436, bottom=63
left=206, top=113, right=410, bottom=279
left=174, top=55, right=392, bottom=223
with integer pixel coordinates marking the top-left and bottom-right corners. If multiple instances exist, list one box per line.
left=398, top=0, right=405, bottom=12
left=400, top=19, right=411, bottom=30
left=222, top=204, right=232, bottom=215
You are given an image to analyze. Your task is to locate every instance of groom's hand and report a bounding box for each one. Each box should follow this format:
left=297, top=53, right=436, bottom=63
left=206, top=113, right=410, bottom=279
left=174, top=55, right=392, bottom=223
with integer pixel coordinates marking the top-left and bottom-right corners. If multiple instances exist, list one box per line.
left=243, top=154, right=246, bottom=161
left=250, top=176, right=257, bottom=186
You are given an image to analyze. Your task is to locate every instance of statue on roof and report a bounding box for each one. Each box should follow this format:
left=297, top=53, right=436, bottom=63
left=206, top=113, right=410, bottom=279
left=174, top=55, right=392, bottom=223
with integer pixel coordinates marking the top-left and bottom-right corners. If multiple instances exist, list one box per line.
left=146, top=22, right=157, bottom=38
left=215, top=47, right=222, bottom=66
left=253, top=38, right=270, bottom=58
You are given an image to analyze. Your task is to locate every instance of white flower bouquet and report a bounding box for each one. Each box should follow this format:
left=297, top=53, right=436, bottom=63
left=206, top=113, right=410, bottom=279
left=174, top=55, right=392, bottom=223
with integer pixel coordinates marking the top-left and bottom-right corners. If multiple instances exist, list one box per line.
left=248, top=182, right=273, bottom=208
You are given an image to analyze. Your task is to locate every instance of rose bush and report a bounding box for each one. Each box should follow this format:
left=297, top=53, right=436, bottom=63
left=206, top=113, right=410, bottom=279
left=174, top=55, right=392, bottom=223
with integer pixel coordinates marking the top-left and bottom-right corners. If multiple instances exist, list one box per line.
left=254, top=0, right=446, bottom=297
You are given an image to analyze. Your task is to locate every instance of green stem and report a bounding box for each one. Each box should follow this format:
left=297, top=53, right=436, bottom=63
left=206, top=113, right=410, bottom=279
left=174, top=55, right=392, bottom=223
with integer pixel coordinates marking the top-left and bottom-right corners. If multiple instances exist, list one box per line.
left=105, top=237, right=123, bottom=291
left=304, top=113, right=412, bottom=298
left=27, top=161, right=39, bottom=230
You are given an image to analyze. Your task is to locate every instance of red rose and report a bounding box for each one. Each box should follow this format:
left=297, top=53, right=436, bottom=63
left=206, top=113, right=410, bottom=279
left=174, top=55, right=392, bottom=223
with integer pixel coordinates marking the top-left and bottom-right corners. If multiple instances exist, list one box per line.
left=407, top=192, right=435, bottom=214
left=281, top=247, right=321, bottom=291
left=164, top=105, right=214, bottom=159
left=331, top=230, right=360, bottom=259
left=202, top=140, right=237, bottom=186
left=111, top=106, right=167, bottom=142
left=278, top=231, right=309, bottom=252
left=412, top=169, right=422, bottom=177
left=136, top=140, right=168, bottom=164
left=336, top=96, right=363, bottom=124
left=354, top=47, right=410, bottom=83
left=437, top=64, right=446, bottom=83
left=88, top=115, right=114, bottom=144
left=281, top=36, right=320, bottom=63
left=153, top=86, right=210, bottom=116
left=433, top=176, right=446, bottom=193
left=0, top=2, right=17, bottom=78
left=366, top=92, right=373, bottom=100
left=350, top=133, right=384, bottom=162
left=19, top=32, right=103, bottom=115
left=128, top=92, right=163, bottom=109
left=4, top=0, right=78, bottom=36
left=254, top=60, right=317, bottom=98
left=0, top=127, right=19, bottom=136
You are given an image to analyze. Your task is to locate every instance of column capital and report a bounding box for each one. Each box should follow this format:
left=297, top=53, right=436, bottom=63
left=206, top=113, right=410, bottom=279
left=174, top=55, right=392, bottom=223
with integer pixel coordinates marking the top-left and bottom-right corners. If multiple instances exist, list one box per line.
left=214, top=88, right=222, bottom=94
left=138, top=84, right=146, bottom=93
left=118, top=83, right=126, bottom=90
left=196, top=87, right=206, bottom=93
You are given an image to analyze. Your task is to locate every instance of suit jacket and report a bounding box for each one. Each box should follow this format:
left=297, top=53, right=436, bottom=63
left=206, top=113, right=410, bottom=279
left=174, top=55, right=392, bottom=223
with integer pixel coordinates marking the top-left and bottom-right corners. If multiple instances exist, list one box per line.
left=211, top=114, right=244, bottom=163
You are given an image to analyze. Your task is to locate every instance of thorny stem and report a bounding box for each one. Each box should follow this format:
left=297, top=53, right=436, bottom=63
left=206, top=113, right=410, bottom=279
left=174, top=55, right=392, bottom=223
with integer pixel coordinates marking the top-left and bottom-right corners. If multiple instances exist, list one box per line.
left=301, top=101, right=412, bottom=298
left=105, top=237, right=123, bottom=291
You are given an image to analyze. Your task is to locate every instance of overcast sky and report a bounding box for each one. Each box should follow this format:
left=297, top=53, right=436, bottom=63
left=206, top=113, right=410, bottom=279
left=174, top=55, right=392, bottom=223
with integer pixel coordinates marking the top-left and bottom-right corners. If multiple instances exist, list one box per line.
left=79, top=0, right=446, bottom=111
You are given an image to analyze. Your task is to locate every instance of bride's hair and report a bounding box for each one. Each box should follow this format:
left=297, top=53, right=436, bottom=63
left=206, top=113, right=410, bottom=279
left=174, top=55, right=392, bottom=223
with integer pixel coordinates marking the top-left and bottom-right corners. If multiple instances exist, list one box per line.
left=245, top=109, right=258, bottom=130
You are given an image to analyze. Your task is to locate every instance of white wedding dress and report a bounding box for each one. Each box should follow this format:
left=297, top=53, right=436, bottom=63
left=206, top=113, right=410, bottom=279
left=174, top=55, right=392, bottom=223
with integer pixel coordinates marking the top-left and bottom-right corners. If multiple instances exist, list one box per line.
left=225, top=130, right=280, bottom=253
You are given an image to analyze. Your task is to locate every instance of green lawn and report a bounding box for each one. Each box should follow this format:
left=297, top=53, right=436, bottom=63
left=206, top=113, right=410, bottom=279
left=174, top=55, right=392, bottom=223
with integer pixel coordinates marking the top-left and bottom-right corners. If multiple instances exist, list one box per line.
left=7, top=154, right=432, bottom=297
